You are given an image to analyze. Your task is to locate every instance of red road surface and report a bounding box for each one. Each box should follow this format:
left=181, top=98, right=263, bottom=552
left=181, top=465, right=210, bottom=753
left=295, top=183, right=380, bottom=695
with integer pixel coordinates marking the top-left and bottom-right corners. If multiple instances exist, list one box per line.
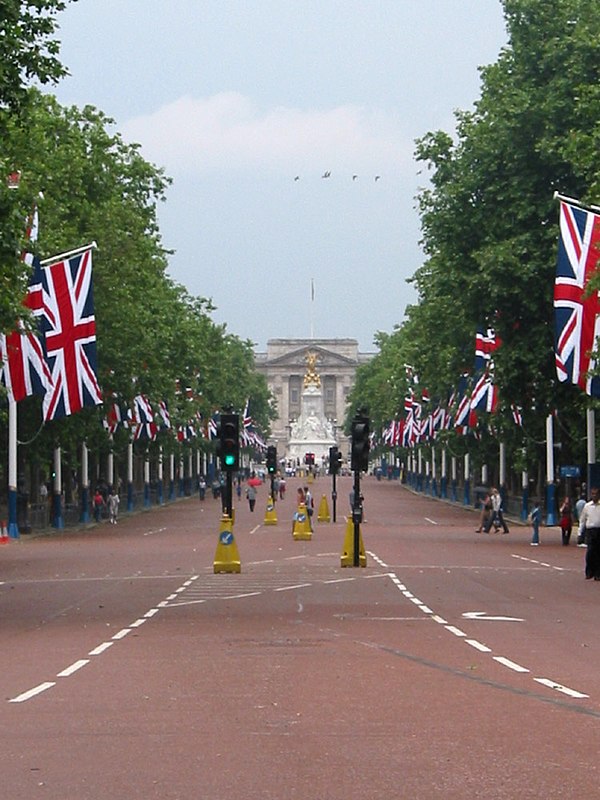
left=1, top=476, right=599, bottom=799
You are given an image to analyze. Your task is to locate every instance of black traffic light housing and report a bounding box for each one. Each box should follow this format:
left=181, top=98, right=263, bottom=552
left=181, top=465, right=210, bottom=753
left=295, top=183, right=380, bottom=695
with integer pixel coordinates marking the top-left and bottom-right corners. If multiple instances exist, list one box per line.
left=351, top=413, right=370, bottom=472
left=220, top=413, right=239, bottom=470
left=266, top=445, right=277, bottom=474
left=329, top=446, right=342, bottom=475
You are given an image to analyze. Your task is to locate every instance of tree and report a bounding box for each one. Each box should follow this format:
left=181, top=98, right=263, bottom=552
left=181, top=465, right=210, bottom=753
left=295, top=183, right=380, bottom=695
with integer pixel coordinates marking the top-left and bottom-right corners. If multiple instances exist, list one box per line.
left=0, top=89, right=273, bottom=492
left=0, top=2, right=75, bottom=331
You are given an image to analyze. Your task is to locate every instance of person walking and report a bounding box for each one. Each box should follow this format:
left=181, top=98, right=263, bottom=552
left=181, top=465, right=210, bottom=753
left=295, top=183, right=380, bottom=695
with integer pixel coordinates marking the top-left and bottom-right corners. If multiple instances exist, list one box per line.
left=93, top=488, right=105, bottom=523
left=304, top=486, right=314, bottom=531
left=475, top=491, right=492, bottom=533
left=246, top=483, right=257, bottom=512
left=483, top=487, right=509, bottom=534
left=107, top=489, right=120, bottom=525
left=559, top=496, right=573, bottom=546
left=575, top=493, right=587, bottom=546
left=578, top=486, right=600, bottom=580
left=529, top=501, right=541, bottom=546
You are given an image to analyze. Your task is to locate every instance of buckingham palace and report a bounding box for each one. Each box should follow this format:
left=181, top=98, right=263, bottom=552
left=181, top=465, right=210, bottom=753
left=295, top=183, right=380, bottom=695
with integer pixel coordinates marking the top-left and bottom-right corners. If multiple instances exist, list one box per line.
left=254, top=338, right=375, bottom=466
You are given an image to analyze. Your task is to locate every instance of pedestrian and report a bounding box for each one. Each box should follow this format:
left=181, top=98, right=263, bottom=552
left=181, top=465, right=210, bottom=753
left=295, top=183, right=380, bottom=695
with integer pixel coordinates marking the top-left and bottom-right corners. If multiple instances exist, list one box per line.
left=246, top=483, right=257, bottom=512
left=305, top=486, right=314, bottom=530
left=279, top=477, right=286, bottom=500
left=107, top=489, right=120, bottom=525
left=483, top=487, right=509, bottom=534
left=578, top=486, right=600, bottom=580
left=296, top=486, right=306, bottom=506
left=93, top=488, right=105, bottom=523
left=529, top=501, right=541, bottom=546
left=198, top=476, right=206, bottom=501
left=559, top=496, right=572, bottom=546
left=575, top=493, right=587, bottom=545
left=475, top=491, right=492, bottom=533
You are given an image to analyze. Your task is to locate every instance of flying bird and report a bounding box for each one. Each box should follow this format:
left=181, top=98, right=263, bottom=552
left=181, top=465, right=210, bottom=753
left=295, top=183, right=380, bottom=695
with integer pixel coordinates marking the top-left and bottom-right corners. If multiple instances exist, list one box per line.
left=374, top=175, right=381, bottom=181
left=293, top=176, right=300, bottom=181
left=321, top=171, right=331, bottom=178
left=352, top=175, right=358, bottom=181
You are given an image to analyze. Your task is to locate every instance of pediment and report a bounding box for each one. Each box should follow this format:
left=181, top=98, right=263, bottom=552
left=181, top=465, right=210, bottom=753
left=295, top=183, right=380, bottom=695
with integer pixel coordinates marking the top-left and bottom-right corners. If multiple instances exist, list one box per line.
left=263, top=344, right=358, bottom=369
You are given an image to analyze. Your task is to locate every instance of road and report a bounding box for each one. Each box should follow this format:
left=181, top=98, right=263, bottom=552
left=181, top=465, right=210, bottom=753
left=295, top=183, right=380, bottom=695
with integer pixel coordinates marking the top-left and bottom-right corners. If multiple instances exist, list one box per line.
left=1, top=476, right=599, bottom=799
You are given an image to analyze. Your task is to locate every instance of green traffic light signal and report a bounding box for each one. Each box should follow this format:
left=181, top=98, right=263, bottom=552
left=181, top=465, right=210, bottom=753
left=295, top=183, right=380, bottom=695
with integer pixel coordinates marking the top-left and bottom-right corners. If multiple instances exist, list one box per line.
left=266, top=445, right=277, bottom=474
left=219, top=413, right=239, bottom=470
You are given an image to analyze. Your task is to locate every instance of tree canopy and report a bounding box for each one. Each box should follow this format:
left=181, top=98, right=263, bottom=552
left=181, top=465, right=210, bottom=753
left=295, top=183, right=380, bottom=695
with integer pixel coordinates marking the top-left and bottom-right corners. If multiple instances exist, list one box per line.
left=0, top=89, right=274, bottom=468
left=347, top=0, right=600, bottom=478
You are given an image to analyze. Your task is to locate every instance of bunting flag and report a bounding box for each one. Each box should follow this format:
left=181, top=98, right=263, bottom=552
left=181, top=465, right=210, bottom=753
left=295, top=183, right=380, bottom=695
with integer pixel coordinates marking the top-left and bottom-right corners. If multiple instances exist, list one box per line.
left=208, top=412, right=219, bottom=439
left=158, top=400, right=171, bottom=429
left=41, top=248, right=102, bottom=421
left=103, top=397, right=129, bottom=434
left=554, top=198, right=600, bottom=396
left=470, top=327, right=499, bottom=414
left=131, top=394, right=153, bottom=424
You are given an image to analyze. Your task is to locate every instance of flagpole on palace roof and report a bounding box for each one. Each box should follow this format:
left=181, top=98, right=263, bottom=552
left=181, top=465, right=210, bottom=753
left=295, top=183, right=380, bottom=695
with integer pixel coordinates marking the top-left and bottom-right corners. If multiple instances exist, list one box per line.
left=310, top=277, right=315, bottom=340
left=553, top=191, right=600, bottom=214
left=40, top=241, right=97, bottom=266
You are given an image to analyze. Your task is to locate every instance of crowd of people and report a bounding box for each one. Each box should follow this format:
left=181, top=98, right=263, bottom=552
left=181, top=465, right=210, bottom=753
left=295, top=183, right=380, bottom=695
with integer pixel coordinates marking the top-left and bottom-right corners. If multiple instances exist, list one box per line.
left=475, top=482, right=600, bottom=582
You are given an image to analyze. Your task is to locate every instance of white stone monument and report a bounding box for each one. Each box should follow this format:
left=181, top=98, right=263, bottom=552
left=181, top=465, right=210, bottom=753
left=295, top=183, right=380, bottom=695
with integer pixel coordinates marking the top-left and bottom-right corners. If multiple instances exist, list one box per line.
left=287, top=351, right=336, bottom=463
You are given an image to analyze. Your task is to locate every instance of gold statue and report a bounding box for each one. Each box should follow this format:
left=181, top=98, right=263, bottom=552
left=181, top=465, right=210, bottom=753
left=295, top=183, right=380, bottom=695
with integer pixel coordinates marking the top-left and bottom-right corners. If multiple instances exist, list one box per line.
left=303, top=351, right=321, bottom=388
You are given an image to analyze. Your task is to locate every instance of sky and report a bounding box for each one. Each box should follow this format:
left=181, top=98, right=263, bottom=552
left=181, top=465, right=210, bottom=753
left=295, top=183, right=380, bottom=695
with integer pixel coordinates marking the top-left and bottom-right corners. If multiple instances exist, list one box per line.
left=52, top=0, right=509, bottom=353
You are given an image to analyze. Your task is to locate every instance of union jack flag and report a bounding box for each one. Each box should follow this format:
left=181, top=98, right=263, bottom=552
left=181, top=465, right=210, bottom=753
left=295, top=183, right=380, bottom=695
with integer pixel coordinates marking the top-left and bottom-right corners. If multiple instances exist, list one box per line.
left=0, top=206, right=53, bottom=402
left=554, top=199, right=600, bottom=396
left=41, top=249, right=102, bottom=421
left=470, top=327, right=499, bottom=414
left=475, top=327, right=501, bottom=369
left=0, top=264, right=53, bottom=401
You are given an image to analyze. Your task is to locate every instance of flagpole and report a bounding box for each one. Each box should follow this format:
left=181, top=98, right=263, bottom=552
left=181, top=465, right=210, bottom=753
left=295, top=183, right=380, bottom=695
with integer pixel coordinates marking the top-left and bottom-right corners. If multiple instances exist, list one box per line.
left=553, top=191, right=600, bottom=214
left=40, top=241, right=97, bottom=266
left=310, top=278, right=314, bottom=340
left=7, top=396, right=19, bottom=538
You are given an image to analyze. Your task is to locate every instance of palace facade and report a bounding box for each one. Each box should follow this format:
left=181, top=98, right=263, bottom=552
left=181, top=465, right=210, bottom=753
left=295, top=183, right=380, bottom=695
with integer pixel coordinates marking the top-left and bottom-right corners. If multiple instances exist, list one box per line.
left=254, top=338, right=375, bottom=464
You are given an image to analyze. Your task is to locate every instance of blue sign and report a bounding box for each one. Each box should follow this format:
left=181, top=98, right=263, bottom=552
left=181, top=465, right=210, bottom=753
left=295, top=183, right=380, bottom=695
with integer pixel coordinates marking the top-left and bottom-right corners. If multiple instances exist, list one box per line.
left=219, top=530, right=234, bottom=545
left=560, top=466, right=580, bottom=478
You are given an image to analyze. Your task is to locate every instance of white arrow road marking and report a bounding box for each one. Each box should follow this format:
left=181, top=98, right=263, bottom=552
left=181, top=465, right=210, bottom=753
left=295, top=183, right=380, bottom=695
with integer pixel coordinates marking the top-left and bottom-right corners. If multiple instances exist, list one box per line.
left=463, top=611, right=524, bottom=622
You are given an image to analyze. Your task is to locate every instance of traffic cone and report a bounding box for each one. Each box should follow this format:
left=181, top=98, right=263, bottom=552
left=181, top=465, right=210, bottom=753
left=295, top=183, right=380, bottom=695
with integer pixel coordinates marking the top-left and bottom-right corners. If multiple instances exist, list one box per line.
left=292, top=502, right=312, bottom=540
left=317, top=494, right=330, bottom=523
left=0, top=521, right=9, bottom=545
left=263, top=496, right=278, bottom=526
left=340, top=517, right=366, bottom=567
left=213, top=514, right=241, bottom=573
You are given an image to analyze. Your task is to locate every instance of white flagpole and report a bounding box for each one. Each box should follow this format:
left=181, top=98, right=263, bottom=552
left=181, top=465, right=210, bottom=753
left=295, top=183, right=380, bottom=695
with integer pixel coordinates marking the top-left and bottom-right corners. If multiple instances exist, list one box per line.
left=40, top=241, right=97, bottom=266
left=310, top=278, right=315, bottom=340
left=553, top=191, right=600, bottom=213
left=7, top=396, right=19, bottom=538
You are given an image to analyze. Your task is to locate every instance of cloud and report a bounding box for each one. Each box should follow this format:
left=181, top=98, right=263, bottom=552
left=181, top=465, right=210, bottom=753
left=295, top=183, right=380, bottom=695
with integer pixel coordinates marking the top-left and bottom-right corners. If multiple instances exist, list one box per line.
left=122, top=92, right=413, bottom=175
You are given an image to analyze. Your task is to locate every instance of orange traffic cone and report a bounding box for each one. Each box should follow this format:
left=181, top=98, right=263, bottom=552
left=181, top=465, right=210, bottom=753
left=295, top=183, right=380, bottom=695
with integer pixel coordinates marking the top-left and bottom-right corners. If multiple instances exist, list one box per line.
left=0, top=521, right=9, bottom=544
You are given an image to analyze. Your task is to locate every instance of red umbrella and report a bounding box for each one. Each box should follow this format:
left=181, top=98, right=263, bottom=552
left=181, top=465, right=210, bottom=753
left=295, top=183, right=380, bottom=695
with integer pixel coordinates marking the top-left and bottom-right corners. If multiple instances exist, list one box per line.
left=247, top=476, right=262, bottom=487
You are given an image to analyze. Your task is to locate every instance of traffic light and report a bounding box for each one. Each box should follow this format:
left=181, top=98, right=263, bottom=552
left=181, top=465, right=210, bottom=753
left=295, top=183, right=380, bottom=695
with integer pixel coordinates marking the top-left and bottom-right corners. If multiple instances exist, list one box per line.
left=329, top=446, right=342, bottom=475
left=266, top=445, right=277, bottom=474
left=220, top=413, right=239, bottom=470
left=351, top=414, right=370, bottom=472
left=304, top=452, right=315, bottom=466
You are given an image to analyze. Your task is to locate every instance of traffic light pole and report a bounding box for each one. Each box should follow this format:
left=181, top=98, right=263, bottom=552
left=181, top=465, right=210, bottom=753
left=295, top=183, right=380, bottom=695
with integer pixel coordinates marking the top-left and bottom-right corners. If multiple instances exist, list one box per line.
left=332, top=472, right=337, bottom=523
left=352, top=469, right=361, bottom=567
left=225, top=470, right=233, bottom=518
